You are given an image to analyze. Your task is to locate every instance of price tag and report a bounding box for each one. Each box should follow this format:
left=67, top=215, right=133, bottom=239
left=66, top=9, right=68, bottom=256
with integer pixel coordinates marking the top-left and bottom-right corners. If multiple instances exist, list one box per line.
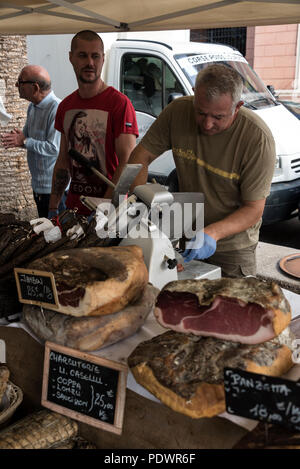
left=42, top=342, right=127, bottom=435
left=224, top=367, right=300, bottom=431
left=14, top=268, right=59, bottom=309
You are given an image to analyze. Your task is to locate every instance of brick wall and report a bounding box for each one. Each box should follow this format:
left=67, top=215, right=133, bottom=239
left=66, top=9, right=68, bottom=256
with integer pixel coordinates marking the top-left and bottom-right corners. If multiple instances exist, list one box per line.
left=252, top=24, right=298, bottom=98
left=0, top=35, right=37, bottom=220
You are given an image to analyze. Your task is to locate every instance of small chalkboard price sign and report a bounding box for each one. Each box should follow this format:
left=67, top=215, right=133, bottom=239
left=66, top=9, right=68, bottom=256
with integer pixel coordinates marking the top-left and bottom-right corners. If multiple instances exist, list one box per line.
left=224, top=367, right=300, bottom=432
left=42, top=342, right=127, bottom=435
left=14, top=267, right=59, bottom=309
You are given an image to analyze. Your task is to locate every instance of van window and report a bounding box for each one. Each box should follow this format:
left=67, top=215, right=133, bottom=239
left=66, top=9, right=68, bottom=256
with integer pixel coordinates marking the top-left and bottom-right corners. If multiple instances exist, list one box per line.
left=121, top=53, right=185, bottom=117
left=175, top=53, right=277, bottom=110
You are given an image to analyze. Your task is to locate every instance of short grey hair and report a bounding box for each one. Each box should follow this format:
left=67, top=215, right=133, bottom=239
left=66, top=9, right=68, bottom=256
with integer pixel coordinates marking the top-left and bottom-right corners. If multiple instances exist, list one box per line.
left=195, top=64, right=243, bottom=108
left=31, top=77, right=51, bottom=92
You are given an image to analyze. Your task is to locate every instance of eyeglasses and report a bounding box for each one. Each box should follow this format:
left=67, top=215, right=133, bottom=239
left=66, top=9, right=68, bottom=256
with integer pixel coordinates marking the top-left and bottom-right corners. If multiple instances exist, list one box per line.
left=16, top=80, right=36, bottom=86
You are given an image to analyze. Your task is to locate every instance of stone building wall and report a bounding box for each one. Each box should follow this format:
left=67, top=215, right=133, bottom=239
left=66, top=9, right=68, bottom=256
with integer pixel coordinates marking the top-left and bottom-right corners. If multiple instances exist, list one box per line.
left=0, top=35, right=37, bottom=220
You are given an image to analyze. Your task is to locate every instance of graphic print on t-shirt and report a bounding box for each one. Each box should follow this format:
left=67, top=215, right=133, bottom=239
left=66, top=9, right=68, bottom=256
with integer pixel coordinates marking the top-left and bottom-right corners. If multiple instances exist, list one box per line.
left=64, top=109, right=108, bottom=197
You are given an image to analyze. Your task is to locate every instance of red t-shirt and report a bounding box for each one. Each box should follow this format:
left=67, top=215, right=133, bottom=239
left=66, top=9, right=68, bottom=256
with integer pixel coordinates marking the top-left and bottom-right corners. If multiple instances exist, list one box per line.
left=55, top=86, right=138, bottom=215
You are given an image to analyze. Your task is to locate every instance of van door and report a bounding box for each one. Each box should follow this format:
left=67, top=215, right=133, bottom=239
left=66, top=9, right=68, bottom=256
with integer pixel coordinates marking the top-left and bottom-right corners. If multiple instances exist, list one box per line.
left=120, top=52, right=185, bottom=182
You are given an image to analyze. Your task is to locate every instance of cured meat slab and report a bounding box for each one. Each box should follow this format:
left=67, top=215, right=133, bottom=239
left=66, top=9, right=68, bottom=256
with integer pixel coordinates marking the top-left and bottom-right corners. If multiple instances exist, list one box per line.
left=23, top=284, right=159, bottom=351
left=27, top=245, right=148, bottom=317
left=128, top=330, right=293, bottom=419
left=155, top=278, right=291, bottom=344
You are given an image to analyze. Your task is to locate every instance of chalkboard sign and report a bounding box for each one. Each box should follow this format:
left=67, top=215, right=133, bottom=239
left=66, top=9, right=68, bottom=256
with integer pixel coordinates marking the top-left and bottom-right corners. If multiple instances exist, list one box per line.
left=42, top=342, right=127, bottom=435
left=14, top=268, right=59, bottom=309
left=224, top=367, right=300, bottom=432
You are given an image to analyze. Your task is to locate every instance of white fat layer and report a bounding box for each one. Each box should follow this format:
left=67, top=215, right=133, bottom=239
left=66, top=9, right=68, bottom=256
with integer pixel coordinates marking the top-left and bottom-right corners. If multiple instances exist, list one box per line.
left=277, top=326, right=295, bottom=349
left=179, top=324, right=275, bottom=344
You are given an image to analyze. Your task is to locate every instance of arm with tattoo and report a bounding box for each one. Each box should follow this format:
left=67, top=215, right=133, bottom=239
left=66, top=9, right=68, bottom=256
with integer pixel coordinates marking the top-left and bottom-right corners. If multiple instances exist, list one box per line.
left=48, top=135, right=71, bottom=212
left=53, top=168, right=70, bottom=197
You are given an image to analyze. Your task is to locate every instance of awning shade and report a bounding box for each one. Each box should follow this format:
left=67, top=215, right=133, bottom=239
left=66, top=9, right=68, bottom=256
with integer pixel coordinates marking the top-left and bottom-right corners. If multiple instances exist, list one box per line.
left=0, top=0, right=299, bottom=35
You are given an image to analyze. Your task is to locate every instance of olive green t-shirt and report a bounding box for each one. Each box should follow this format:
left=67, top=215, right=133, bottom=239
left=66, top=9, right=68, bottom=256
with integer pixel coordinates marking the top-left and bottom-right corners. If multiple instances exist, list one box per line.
left=141, top=96, right=276, bottom=251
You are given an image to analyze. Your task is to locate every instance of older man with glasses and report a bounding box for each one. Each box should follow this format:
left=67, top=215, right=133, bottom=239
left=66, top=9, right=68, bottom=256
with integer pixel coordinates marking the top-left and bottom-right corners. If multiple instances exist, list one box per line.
left=1, top=65, right=66, bottom=218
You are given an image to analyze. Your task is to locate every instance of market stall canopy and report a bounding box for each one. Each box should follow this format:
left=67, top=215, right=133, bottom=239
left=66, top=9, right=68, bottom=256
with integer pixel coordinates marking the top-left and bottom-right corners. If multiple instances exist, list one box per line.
left=0, top=0, right=300, bottom=35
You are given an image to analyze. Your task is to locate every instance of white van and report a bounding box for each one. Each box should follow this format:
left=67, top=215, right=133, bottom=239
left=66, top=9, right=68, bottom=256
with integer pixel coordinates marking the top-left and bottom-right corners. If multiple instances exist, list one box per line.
left=104, top=39, right=300, bottom=225
left=27, top=35, right=300, bottom=225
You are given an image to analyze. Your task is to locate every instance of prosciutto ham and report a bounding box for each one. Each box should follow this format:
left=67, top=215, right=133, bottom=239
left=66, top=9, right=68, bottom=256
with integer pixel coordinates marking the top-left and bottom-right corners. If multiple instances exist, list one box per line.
left=26, top=245, right=149, bottom=317
left=154, top=278, right=291, bottom=344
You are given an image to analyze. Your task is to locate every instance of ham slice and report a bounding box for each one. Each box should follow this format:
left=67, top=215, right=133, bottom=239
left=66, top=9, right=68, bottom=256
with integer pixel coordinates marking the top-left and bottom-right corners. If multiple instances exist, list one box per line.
left=154, top=278, right=291, bottom=344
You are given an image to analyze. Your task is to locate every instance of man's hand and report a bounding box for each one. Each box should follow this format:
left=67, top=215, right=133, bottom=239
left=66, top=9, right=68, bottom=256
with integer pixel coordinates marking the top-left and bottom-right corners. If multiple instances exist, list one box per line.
left=1, top=129, right=25, bottom=148
left=182, top=232, right=217, bottom=263
left=48, top=209, right=59, bottom=220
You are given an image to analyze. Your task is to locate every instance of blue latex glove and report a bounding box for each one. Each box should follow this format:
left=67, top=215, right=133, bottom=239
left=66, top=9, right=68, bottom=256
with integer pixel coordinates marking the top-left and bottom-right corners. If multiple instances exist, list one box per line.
left=48, top=209, right=59, bottom=220
left=182, top=232, right=216, bottom=263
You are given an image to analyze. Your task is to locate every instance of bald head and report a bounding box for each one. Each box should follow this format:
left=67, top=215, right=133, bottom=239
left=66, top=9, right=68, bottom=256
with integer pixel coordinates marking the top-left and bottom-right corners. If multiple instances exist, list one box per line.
left=21, top=65, right=51, bottom=92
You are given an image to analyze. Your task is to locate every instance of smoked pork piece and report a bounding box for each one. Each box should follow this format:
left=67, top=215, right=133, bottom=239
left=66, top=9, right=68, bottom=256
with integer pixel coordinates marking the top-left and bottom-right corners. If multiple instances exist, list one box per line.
left=27, top=245, right=148, bottom=317
left=128, top=330, right=293, bottom=419
left=155, top=278, right=291, bottom=344
left=23, top=284, right=159, bottom=351
left=0, top=410, right=78, bottom=449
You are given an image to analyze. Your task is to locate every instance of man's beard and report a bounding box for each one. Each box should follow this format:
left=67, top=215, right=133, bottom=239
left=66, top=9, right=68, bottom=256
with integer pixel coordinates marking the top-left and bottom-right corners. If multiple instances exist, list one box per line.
left=78, top=69, right=100, bottom=84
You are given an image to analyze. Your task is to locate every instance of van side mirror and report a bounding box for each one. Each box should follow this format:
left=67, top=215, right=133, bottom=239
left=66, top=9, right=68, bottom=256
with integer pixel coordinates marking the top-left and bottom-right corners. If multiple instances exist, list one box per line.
left=168, top=92, right=183, bottom=104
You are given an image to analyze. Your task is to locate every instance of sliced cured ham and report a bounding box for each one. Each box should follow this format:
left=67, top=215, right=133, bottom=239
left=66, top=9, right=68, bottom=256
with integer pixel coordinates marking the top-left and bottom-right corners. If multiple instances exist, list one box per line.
left=27, top=245, right=148, bottom=317
left=155, top=278, right=291, bottom=344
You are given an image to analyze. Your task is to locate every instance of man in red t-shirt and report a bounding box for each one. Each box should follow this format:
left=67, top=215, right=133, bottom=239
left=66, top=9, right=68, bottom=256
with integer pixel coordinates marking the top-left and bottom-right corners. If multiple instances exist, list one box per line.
left=48, top=30, right=138, bottom=216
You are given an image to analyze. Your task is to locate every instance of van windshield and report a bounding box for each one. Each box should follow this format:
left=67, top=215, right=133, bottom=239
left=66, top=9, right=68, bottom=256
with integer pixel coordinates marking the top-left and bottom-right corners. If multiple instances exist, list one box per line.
left=175, top=52, right=277, bottom=109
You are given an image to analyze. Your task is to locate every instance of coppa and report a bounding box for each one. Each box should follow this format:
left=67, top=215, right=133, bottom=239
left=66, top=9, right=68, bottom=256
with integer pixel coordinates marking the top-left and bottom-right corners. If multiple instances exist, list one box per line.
left=155, top=277, right=291, bottom=344
left=57, top=377, right=81, bottom=388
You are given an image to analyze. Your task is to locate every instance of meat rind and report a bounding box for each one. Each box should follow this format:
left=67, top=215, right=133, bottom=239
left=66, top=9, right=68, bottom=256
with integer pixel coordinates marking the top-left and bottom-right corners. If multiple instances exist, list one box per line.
left=128, top=330, right=293, bottom=419
left=23, top=284, right=159, bottom=351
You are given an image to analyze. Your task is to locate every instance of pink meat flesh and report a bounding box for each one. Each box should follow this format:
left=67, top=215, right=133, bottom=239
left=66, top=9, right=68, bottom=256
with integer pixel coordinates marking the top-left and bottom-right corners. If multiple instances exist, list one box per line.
left=155, top=291, right=275, bottom=344
left=56, top=282, right=85, bottom=307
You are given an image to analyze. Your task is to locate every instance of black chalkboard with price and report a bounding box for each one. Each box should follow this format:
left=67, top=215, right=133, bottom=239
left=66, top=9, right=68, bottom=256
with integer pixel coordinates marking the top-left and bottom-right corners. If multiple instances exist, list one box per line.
left=224, top=367, right=300, bottom=432
left=42, top=342, right=127, bottom=435
left=14, top=267, right=59, bottom=308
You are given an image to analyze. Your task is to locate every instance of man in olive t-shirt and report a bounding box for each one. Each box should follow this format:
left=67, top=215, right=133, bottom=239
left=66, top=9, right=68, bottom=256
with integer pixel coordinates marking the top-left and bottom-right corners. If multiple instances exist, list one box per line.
left=128, top=64, right=276, bottom=277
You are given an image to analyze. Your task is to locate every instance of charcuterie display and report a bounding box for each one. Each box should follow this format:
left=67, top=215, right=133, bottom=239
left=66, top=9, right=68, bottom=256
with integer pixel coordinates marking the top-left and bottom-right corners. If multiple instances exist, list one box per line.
left=128, top=277, right=294, bottom=418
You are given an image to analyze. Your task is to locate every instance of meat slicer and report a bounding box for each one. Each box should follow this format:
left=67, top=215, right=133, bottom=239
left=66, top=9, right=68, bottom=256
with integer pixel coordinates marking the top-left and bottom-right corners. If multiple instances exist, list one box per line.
left=30, top=149, right=221, bottom=290
left=75, top=156, right=220, bottom=289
